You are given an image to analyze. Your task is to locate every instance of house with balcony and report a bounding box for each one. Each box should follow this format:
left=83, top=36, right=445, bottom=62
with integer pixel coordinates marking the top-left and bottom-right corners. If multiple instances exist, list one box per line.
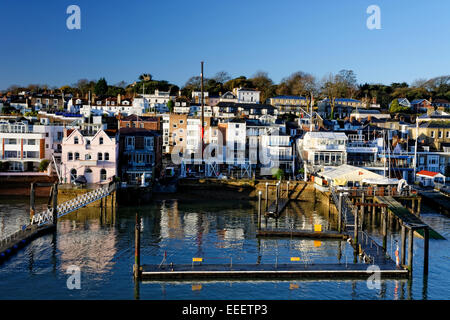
left=118, top=128, right=162, bottom=186
left=61, top=128, right=118, bottom=184
left=0, top=119, right=64, bottom=172
left=268, top=95, right=308, bottom=114
left=298, top=131, right=348, bottom=179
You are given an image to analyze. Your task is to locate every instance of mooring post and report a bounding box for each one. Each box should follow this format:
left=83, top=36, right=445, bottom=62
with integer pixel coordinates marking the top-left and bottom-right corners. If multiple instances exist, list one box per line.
left=417, top=198, right=421, bottom=216
left=411, top=199, right=415, bottom=215
left=353, top=207, right=359, bottom=243
left=287, top=181, right=290, bottom=199
left=257, top=191, right=262, bottom=230
left=360, top=192, right=365, bottom=229
left=423, top=227, right=429, bottom=275
left=401, top=224, right=406, bottom=266
left=52, top=183, right=58, bottom=226
left=30, top=182, right=35, bottom=223
left=265, top=182, right=268, bottom=210
left=134, top=213, right=141, bottom=280
left=275, top=182, right=279, bottom=215
left=338, top=192, right=343, bottom=233
left=382, top=207, right=387, bottom=251
left=408, top=227, right=414, bottom=273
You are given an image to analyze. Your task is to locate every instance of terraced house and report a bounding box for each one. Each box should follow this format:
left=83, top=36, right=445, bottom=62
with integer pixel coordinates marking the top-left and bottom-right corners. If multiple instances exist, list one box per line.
left=61, top=128, right=118, bottom=184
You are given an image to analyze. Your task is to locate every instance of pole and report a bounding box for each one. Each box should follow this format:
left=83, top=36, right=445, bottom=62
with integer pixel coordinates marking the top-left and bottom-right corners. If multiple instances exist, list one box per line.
left=201, top=61, right=204, bottom=164
left=361, top=192, right=365, bottom=229
left=354, top=207, right=359, bottom=244
left=30, top=182, right=35, bottom=223
left=52, top=183, right=58, bottom=226
left=275, top=182, right=279, bottom=215
left=401, top=224, right=406, bottom=265
left=423, top=227, right=429, bottom=275
left=134, top=213, right=141, bottom=279
left=408, top=227, right=414, bottom=272
left=258, top=191, right=262, bottom=230
left=338, top=192, right=343, bottom=233
left=265, top=182, right=269, bottom=210
left=382, top=207, right=387, bottom=251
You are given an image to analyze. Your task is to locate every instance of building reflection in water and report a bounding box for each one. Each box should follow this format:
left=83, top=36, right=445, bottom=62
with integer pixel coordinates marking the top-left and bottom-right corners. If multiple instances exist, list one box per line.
left=57, top=206, right=118, bottom=274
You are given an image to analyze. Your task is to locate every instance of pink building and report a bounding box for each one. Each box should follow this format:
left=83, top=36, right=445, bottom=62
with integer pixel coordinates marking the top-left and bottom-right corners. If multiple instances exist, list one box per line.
left=61, top=128, right=118, bottom=184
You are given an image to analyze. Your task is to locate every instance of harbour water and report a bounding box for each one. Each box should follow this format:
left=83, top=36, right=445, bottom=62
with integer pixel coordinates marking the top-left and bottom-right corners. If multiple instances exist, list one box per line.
left=0, top=195, right=449, bottom=300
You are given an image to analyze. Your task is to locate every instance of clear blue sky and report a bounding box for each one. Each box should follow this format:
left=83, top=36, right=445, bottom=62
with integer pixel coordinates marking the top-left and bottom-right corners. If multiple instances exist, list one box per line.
left=1, top=0, right=449, bottom=90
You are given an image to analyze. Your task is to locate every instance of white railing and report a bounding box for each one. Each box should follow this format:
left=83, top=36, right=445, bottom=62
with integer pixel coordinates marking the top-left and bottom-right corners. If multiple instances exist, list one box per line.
left=31, top=184, right=115, bottom=226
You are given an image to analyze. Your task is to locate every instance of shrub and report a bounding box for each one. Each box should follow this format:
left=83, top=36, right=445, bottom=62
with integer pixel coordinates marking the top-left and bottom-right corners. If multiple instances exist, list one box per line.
left=39, top=159, right=50, bottom=172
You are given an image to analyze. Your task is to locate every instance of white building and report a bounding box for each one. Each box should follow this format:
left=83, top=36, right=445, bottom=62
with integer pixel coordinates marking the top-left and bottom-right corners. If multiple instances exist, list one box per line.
left=142, top=89, right=176, bottom=113
left=233, top=87, right=260, bottom=104
left=299, top=132, right=348, bottom=168
left=0, top=120, right=64, bottom=172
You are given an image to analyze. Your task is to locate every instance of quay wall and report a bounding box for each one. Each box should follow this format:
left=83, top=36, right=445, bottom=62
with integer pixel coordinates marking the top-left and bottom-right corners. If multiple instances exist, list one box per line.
left=0, top=175, right=57, bottom=197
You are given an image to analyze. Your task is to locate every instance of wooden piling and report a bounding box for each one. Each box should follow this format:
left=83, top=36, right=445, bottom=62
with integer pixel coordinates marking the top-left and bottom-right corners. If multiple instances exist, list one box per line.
left=423, top=227, right=429, bottom=275
left=134, top=213, right=141, bottom=280
left=354, top=207, right=359, bottom=243
left=257, top=191, right=262, bottom=230
left=30, top=182, right=35, bottom=223
left=265, top=183, right=268, bottom=210
left=401, top=224, right=406, bottom=265
left=382, top=207, right=387, bottom=251
left=417, top=198, right=421, bottom=216
left=408, top=227, right=414, bottom=272
left=52, top=183, right=58, bottom=226
left=338, top=192, right=343, bottom=233
left=275, top=182, right=279, bottom=215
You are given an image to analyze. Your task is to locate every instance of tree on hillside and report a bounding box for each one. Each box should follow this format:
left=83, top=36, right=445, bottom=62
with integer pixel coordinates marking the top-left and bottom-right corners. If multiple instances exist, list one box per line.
left=94, top=78, right=108, bottom=96
left=167, top=100, right=174, bottom=112
left=212, top=71, right=231, bottom=84
left=249, top=71, right=274, bottom=103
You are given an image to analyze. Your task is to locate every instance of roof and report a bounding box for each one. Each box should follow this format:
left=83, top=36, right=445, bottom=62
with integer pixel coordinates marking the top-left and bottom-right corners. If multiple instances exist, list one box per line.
left=305, top=131, right=348, bottom=140
left=321, top=164, right=384, bottom=186
left=121, top=114, right=159, bottom=122
left=119, top=128, right=160, bottom=136
left=271, top=95, right=306, bottom=100
left=411, top=99, right=430, bottom=105
left=419, top=121, right=450, bottom=128
left=416, top=170, right=443, bottom=178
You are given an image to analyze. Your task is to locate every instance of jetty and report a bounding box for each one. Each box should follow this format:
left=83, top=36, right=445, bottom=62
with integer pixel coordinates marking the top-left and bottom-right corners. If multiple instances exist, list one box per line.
left=0, top=181, right=117, bottom=264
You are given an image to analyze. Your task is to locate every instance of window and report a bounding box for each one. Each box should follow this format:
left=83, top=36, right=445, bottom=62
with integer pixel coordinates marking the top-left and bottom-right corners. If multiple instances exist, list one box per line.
left=85, top=154, right=91, bottom=160
left=68, top=152, right=73, bottom=161
left=74, top=136, right=79, bottom=144
left=431, top=131, right=435, bottom=138
left=99, top=137, right=103, bottom=145
left=7, top=139, right=17, bottom=144
left=439, top=131, right=443, bottom=138
left=100, top=169, right=107, bottom=181
left=447, top=131, right=450, bottom=138
left=85, top=168, right=92, bottom=174
left=98, top=153, right=103, bottom=161
left=104, top=153, right=109, bottom=161
left=75, top=152, right=80, bottom=160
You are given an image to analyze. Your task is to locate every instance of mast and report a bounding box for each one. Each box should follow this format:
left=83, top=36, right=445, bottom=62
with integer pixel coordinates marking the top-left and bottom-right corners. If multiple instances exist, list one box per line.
left=413, top=119, right=418, bottom=182
left=201, top=61, right=204, bottom=164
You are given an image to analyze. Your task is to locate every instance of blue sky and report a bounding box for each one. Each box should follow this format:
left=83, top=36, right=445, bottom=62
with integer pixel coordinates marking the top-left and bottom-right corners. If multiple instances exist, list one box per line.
left=0, top=0, right=449, bottom=90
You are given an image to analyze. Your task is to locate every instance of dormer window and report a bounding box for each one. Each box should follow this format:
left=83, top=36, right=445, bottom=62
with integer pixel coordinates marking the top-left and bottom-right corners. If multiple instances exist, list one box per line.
left=74, top=136, right=79, bottom=144
left=99, top=137, right=104, bottom=145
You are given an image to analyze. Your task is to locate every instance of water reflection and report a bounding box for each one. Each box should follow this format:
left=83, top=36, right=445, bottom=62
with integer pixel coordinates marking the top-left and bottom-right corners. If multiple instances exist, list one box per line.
left=0, top=194, right=449, bottom=299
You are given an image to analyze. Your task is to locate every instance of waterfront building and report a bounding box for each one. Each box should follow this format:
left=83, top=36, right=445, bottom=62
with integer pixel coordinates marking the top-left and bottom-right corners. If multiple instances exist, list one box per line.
left=61, top=128, right=118, bottom=184
left=349, top=109, right=391, bottom=121
left=415, top=170, right=446, bottom=187
left=0, top=119, right=64, bottom=172
left=389, top=98, right=411, bottom=109
left=118, top=128, right=162, bottom=186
